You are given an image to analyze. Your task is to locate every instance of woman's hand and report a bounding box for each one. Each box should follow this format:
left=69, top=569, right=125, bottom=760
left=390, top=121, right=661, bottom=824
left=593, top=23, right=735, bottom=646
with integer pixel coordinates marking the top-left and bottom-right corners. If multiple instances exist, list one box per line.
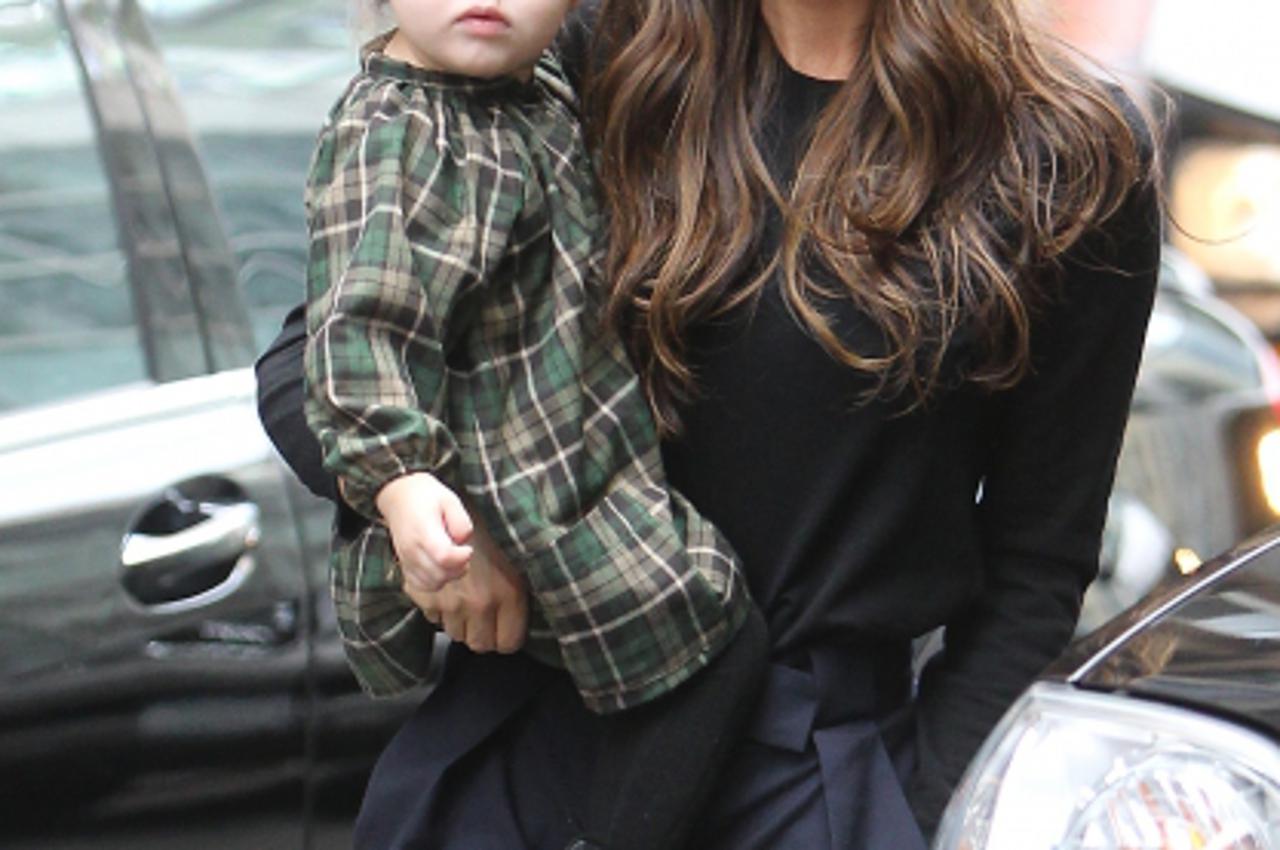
left=402, top=517, right=529, bottom=654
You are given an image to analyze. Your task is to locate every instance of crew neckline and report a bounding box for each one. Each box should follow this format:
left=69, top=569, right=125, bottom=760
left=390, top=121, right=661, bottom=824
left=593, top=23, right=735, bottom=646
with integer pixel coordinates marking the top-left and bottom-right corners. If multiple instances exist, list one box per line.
left=777, top=56, right=846, bottom=89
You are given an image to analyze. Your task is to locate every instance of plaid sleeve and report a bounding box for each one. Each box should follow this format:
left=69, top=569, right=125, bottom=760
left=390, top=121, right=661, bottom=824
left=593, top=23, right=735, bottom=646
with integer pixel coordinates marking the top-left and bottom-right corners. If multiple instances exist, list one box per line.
left=303, top=86, right=513, bottom=518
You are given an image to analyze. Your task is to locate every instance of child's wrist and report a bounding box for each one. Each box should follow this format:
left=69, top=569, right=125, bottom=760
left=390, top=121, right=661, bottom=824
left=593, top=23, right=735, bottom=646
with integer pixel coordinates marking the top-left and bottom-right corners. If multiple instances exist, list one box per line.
left=374, top=470, right=446, bottom=520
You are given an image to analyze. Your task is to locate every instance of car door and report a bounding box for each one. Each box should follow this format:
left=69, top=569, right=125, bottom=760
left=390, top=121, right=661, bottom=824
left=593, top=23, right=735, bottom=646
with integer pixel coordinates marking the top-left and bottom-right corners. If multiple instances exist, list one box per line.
left=0, top=1, right=312, bottom=846
left=123, top=3, right=435, bottom=844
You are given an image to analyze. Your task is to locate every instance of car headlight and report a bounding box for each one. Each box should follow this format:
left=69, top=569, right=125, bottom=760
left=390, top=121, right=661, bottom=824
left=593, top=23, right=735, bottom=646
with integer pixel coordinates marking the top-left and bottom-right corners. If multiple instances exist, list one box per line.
left=934, top=682, right=1280, bottom=849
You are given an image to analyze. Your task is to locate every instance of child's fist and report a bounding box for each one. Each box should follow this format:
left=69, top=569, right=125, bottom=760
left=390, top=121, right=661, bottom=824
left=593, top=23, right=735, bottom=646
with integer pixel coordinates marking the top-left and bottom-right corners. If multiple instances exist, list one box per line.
left=375, top=472, right=474, bottom=592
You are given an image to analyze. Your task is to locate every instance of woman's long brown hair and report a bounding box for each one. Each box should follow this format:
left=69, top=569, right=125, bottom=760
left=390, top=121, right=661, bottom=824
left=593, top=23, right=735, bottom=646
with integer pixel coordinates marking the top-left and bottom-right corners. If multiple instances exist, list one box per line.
left=583, top=0, right=1156, bottom=432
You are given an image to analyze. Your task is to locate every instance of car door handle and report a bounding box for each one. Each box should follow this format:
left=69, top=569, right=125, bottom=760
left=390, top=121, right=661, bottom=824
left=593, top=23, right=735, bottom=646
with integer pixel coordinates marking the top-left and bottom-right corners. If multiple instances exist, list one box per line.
left=121, top=500, right=260, bottom=609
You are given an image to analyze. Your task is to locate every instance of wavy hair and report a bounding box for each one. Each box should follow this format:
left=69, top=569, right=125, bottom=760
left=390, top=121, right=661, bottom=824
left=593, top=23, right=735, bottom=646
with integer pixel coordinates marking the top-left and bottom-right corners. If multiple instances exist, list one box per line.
left=583, top=0, right=1156, bottom=432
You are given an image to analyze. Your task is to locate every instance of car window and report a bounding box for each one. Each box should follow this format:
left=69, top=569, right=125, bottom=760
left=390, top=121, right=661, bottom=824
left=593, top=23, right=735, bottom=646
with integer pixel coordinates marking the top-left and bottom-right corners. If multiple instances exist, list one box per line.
left=0, top=1, right=146, bottom=411
left=138, top=0, right=355, bottom=351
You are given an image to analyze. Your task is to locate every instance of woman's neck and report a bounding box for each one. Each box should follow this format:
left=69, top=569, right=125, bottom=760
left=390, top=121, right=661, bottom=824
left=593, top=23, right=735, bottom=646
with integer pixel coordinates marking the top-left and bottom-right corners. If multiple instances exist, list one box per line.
left=760, top=0, right=872, bottom=80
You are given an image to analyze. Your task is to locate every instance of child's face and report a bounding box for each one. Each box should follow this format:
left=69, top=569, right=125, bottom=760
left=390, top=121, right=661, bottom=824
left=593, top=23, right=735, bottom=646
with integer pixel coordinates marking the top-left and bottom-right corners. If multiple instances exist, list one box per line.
left=386, top=0, right=575, bottom=79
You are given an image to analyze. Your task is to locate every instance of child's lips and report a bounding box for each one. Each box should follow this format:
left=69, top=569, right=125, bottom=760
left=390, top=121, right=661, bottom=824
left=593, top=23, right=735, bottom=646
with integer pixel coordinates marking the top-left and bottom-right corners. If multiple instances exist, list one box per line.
left=456, top=6, right=511, bottom=35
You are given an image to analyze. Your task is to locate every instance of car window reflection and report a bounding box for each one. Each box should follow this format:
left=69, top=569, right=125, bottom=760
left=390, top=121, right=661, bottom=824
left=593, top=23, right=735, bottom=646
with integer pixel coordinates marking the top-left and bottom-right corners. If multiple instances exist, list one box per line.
left=0, top=2, right=145, bottom=411
left=138, top=0, right=354, bottom=351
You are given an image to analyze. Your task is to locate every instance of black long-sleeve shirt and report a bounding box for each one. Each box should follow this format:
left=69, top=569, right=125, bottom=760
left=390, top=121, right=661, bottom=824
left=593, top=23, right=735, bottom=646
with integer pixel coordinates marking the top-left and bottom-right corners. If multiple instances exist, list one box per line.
left=658, top=62, right=1159, bottom=824
left=256, top=29, right=1160, bottom=834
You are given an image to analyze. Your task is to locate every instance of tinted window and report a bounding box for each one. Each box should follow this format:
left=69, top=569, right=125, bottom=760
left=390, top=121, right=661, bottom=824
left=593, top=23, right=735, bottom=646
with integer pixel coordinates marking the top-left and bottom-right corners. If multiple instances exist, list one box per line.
left=139, top=0, right=354, bottom=350
left=0, top=1, right=146, bottom=411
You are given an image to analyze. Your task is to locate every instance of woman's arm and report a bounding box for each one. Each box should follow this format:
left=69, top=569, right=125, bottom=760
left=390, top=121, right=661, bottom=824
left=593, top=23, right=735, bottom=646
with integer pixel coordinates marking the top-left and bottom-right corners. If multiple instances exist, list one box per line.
left=908, top=176, right=1162, bottom=832
left=256, top=302, right=337, bottom=502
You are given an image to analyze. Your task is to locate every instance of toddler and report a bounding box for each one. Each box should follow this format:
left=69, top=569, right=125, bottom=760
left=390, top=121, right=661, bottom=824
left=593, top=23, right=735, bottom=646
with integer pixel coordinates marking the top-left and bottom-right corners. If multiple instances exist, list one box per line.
left=303, top=1, right=767, bottom=847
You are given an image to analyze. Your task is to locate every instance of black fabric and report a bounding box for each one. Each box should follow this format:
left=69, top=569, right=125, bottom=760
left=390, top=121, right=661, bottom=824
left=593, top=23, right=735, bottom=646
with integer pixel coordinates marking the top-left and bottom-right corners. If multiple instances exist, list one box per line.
left=353, top=647, right=594, bottom=850
left=582, top=606, right=768, bottom=850
left=254, top=303, right=334, bottom=502
left=687, top=641, right=925, bottom=850
left=554, top=0, right=601, bottom=92
left=658, top=63, right=1159, bottom=834
left=355, top=630, right=923, bottom=850
left=254, top=303, right=367, bottom=537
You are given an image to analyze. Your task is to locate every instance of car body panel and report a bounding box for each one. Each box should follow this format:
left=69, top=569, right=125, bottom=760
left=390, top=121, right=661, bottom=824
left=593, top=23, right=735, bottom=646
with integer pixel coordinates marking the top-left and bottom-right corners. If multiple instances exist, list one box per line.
left=0, top=372, right=313, bottom=847
left=1056, top=523, right=1280, bottom=737
left=0, top=0, right=312, bottom=844
left=1, top=2, right=424, bottom=845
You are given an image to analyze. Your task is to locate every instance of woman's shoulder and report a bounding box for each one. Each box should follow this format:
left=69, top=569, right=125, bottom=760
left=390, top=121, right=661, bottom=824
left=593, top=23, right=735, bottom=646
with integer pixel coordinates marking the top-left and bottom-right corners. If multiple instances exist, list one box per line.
left=1085, top=79, right=1160, bottom=231
left=1098, top=79, right=1157, bottom=168
left=554, top=0, right=602, bottom=92
left=1017, top=70, right=1161, bottom=258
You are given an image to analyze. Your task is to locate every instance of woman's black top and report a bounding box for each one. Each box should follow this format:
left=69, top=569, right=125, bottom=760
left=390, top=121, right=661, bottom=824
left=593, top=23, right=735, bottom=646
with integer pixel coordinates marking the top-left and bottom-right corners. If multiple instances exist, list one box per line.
left=658, top=62, right=1159, bottom=820
left=255, top=15, right=1160, bottom=830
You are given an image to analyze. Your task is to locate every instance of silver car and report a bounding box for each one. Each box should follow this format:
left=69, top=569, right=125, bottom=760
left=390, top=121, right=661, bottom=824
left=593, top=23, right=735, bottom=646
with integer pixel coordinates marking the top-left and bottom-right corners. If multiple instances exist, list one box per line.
left=0, top=1, right=415, bottom=847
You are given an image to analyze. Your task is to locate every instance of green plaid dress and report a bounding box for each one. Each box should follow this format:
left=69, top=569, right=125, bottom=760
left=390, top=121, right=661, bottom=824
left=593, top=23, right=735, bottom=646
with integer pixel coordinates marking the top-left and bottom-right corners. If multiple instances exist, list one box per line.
left=303, top=39, right=751, bottom=713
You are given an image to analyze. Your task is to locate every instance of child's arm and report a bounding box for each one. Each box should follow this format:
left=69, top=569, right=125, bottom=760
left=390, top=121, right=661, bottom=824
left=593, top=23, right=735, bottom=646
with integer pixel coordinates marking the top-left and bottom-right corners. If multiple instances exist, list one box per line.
left=254, top=305, right=532, bottom=645
left=302, top=87, right=517, bottom=540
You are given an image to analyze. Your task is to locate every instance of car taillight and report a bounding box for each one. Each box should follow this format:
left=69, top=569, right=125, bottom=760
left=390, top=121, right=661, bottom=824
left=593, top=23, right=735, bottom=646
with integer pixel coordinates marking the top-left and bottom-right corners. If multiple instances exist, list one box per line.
left=1248, top=343, right=1280, bottom=518
left=1257, top=341, right=1280, bottom=423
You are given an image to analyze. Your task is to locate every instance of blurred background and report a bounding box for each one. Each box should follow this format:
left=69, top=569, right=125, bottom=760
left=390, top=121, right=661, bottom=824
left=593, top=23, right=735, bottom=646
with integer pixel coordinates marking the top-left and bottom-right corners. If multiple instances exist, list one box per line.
left=1052, top=0, right=1280, bottom=338
left=127, top=0, right=356, bottom=350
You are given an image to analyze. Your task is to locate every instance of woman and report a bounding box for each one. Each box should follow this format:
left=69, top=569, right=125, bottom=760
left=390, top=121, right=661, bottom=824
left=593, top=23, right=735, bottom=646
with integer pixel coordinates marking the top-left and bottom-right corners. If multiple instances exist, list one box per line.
left=256, top=0, right=1161, bottom=847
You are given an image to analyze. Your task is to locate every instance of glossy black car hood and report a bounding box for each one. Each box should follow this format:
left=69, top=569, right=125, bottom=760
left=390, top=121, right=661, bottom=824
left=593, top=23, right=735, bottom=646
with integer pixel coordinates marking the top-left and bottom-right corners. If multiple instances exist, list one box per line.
left=1051, top=526, right=1280, bottom=736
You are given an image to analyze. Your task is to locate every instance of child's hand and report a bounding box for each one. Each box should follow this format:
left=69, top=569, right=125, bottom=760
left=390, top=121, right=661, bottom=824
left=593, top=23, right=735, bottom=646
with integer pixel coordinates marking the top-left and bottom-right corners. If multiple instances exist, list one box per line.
left=375, top=472, right=474, bottom=592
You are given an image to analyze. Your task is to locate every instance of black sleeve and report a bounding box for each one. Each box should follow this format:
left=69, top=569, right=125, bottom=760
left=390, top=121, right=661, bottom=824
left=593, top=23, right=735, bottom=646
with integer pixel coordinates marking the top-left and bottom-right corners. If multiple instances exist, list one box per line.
left=907, top=175, right=1162, bottom=833
left=255, top=303, right=339, bottom=502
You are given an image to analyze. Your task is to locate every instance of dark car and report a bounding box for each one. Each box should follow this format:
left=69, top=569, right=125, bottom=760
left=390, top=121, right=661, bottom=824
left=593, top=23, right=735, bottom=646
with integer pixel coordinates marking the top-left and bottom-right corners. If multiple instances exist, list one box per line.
left=932, top=523, right=1280, bottom=849
left=1083, top=248, right=1280, bottom=634
left=2, top=1, right=1279, bottom=849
